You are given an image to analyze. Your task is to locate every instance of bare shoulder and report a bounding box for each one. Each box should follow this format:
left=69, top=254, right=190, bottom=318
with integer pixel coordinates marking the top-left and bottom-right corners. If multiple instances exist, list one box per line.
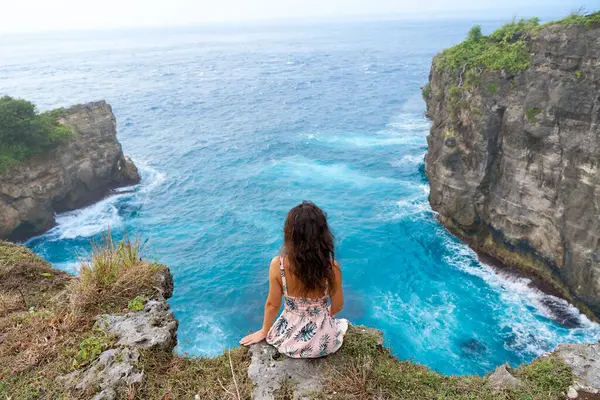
left=269, top=256, right=281, bottom=273
left=332, top=260, right=341, bottom=270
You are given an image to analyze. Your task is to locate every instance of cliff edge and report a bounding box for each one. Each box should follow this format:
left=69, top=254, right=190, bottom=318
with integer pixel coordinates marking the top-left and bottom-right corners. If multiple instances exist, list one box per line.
left=0, top=101, right=140, bottom=242
left=424, top=14, right=600, bottom=318
left=1, top=239, right=599, bottom=399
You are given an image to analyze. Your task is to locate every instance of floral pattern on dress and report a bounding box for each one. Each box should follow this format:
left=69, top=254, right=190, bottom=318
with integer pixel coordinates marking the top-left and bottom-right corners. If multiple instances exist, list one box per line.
left=266, top=256, right=348, bottom=359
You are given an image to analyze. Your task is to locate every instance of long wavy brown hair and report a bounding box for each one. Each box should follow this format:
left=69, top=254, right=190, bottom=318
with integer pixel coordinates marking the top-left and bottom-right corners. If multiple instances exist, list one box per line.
left=283, top=201, right=336, bottom=295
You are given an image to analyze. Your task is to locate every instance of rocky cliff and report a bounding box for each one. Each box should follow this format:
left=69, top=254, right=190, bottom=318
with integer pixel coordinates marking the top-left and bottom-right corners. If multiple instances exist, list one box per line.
left=0, top=101, right=140, bottom=241
left=2, top=239, right=599, bottom=399
left=424, top=15, right=600, bottom=318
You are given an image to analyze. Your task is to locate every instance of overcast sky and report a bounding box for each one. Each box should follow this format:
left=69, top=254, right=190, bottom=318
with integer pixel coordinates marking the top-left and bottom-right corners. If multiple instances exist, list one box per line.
left=1, top=0, right=596, bottom=34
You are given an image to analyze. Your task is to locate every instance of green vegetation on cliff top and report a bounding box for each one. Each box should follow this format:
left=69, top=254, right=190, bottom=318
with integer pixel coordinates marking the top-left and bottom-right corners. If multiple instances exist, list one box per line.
left=0, top=96, right=73, bottom=173
left=435, top=10, right=600, bottom=74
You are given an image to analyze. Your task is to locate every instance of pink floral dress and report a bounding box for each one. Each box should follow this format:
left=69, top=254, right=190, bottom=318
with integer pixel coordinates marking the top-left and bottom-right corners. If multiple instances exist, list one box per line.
left=266, top=256, right=348, bottom=358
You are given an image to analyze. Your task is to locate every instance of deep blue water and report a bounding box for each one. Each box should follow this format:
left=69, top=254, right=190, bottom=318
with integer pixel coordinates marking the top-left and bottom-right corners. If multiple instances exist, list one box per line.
left=2, top=17, right=599, bottom=376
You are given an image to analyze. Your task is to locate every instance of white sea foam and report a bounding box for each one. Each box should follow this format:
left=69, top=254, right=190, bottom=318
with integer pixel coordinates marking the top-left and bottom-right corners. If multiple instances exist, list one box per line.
left=442, top=235, right=600, bottom=357
left=390, top=152, right=426, bottom=167
left=302, top=133, right=418, bottom=148
left=272, top=156, right=399, bottom=187
left=48, top=197, right=126, bottom=240
left=178, top=311, right=229, bottom=355
left=373, top=289, right=458, bottom=351
left=40, top=160, right=165, bottom=241
left=301, top=112, right=430, bottom=149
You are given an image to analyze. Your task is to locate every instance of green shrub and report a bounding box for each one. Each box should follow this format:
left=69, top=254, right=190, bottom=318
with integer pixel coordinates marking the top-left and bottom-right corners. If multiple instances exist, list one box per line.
left=436, top=18, right=539, bottom=74
left=421, top=83, right=431, bottom=100
left=0, top=96, right=73, bottom=172
left=467, top=25, right=483, bottom=41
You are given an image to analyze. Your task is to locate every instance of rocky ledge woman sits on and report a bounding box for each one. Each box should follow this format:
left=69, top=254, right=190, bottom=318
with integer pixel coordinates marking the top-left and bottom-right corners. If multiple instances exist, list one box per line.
left=240, top=201, right=348, bottom=358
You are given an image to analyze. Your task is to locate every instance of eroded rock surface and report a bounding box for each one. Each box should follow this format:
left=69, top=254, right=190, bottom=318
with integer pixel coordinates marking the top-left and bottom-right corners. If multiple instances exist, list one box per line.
left=59, top=347, right=143, bottom=400
left=488, top=363, right=523, bottom=391
left=552, top=342, right=600, bottom=395
left=60, top=269, right=175, bottom=399
left=0, top=101, right=140, bottom=241
left=248, top=326, right=384, bottom=399
left=95, top=299, right=178, bottom=350
left=424, top=22, right=600, bottom=316
left=249, top=342, right=325, bottom=400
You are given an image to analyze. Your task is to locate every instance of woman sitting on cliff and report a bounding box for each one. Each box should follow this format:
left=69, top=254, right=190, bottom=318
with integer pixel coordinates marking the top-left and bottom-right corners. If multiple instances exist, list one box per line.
left=240, top=201, right=348, bottom=358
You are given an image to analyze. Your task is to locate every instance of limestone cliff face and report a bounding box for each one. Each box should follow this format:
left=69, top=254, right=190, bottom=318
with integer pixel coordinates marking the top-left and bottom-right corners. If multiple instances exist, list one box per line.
left=0, top=101, right=140, bottom=241
left=425, top=23, right=600, bottom=317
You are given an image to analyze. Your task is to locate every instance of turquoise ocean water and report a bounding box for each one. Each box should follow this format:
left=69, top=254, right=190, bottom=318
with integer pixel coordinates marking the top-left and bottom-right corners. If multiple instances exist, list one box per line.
left=2, top=17, right=599, bottom=375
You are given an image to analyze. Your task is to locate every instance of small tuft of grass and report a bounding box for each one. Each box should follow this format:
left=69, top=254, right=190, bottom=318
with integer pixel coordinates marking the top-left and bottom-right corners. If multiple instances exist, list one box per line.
left=70, top=232, right=165, bottom=313
left=525, top=106, right=542, bottom=124
left=274, top=377, right=295, bottom=400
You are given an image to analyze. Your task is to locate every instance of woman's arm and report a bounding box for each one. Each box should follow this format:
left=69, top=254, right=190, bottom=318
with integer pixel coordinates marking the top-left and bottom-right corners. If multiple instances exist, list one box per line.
left=240, top=256, right=283, bottom=346
left=329, top=261, right=344, bottom=317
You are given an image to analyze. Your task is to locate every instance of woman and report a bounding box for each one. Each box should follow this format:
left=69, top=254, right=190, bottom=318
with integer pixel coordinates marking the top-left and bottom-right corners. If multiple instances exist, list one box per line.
left=240, top=201, right=348, bottom=358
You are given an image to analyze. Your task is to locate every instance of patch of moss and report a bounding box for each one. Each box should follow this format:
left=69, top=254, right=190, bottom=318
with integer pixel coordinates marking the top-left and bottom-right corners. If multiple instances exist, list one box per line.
left=442, top=128, right=456, bottom=139
left=73, top=329, right=115, bottom=367
left=128, top=295, right=147, bottom=312
left=525, top=106, right=541, bottom=124
left=575, top=70, right=584, bottom=80
left=487, top=82, right=499, bottom=94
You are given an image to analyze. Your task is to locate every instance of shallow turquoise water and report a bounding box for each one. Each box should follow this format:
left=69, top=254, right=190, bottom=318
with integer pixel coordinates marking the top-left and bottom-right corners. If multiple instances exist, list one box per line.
left=2, top=18, right=599, bottom=375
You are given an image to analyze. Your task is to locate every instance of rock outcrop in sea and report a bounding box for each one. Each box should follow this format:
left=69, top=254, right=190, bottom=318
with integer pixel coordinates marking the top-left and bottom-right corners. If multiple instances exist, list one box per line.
left=0, top=101, right=140, bottom=241
left=424, top=17, right=600, bottom=317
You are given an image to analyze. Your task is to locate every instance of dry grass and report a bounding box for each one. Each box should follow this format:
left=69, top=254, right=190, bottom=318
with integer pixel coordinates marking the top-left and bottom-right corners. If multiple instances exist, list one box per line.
left=313, top=326, right=574, bottom=400
left=0, top=239, right=578, bottom=400
left=0, top=241, right=90, bottom=399
left=69, top=233, right=165, bottom=313
left=0, top=234, right=168, bottom=399
left=133, top=347, right=253, bottom=399
left=0, top=235, right=251, bottom=400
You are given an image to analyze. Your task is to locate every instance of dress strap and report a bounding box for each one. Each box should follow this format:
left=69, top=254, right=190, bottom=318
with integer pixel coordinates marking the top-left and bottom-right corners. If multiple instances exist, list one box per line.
left=279, top=256, right=288, bottom=296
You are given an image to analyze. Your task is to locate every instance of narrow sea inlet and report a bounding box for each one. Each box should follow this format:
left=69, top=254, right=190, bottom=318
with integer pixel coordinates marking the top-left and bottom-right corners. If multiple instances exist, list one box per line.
left=3, top=18, right=599, bottom=375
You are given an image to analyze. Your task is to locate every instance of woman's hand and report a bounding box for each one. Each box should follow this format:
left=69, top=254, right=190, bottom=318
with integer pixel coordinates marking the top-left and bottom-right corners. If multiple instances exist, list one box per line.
left=240, top=329, right=267, bottom=346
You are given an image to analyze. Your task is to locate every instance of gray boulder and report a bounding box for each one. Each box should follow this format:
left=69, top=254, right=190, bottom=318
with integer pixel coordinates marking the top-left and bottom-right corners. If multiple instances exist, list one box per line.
left=59, top=347, right=143, bottom=400
left=488, top=363, right=523, bottom=391
left=95, top=299, right=178, bottom=350
left=553, top=342, right=600, bottom=395
left=249, top=341, right=325, bottom=400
